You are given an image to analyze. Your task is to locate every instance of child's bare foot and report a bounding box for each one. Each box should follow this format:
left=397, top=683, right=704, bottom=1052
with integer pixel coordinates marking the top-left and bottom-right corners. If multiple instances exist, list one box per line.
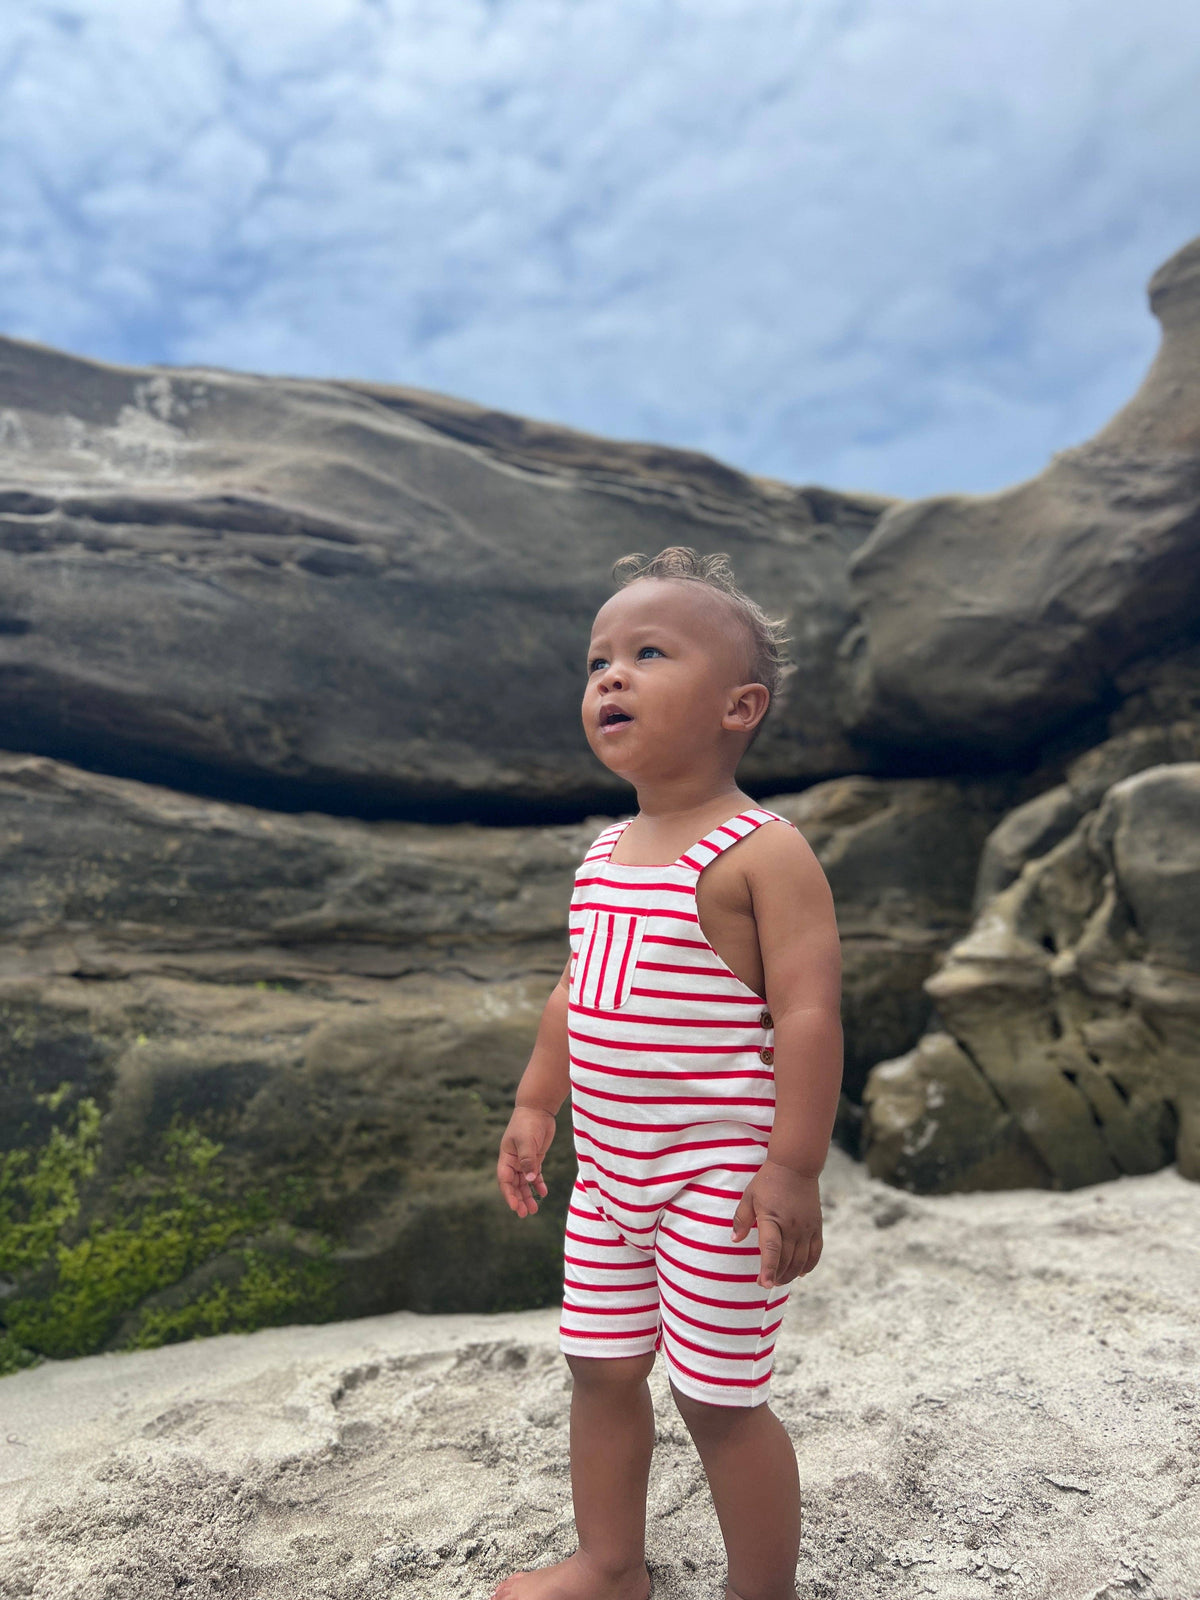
left=490, top=1549, right=651, bottom=1600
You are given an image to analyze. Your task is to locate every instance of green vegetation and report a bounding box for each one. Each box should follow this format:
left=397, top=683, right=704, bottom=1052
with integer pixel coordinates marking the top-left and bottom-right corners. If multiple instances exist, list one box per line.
left=0, top=1084, right=338, bottom=1377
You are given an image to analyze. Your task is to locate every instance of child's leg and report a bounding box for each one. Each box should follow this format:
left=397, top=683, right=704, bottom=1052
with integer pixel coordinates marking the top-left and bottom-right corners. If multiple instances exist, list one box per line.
left=490, top=1351, right=655, bottom=1600
left=669, top=1385, right=800, bottom=1600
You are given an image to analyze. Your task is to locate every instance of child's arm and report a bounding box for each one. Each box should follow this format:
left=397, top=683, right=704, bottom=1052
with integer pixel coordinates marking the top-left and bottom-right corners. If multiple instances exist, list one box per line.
left=497, top=957, right=572, bottom=1218
left=730, top=827, right=843, bottom=1287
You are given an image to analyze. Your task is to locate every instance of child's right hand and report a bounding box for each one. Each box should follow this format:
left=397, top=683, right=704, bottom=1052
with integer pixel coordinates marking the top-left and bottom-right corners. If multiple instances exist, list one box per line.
left=497, top=1106, right=556, bottom=1217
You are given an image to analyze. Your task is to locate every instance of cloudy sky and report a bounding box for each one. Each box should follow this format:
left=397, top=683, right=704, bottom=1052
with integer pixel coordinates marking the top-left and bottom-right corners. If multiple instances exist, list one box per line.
left=1, top=0, right=1198, bottom=497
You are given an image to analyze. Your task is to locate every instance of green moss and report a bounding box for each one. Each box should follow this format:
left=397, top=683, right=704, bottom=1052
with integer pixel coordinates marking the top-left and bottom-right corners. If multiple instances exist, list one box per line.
left=128, top=1243, right=337, bottom=1349
left=0, top=1085, right=338, bottom=1377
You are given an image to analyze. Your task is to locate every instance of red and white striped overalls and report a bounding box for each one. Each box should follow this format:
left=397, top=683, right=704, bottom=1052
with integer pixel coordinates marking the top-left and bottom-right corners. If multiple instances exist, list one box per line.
left=558, top=806, right=797, bottom=1406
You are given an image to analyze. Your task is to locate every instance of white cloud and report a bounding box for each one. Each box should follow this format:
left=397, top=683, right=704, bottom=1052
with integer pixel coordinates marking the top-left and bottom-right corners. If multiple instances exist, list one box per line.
left=0, top=0, right=1197, bottom=496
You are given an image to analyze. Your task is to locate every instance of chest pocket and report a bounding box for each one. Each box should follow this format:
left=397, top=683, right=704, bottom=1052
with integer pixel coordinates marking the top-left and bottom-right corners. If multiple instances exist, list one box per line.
left=570, top=910, right=647, bottom=1011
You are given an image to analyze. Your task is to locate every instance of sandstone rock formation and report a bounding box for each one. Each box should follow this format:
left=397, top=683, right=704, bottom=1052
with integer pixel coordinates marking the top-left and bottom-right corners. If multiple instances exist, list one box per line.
left=863, top=763, right=1200, bottom=1193
left=0, top=340, right=892, bottom=817
left=838, top=236, right=1200, bottom=760
left=2, top=236, right=1197, bottom=819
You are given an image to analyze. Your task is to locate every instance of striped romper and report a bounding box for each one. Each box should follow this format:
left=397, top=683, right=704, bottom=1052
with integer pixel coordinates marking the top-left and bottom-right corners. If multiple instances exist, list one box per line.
left=558, top=805, right=797, bottom=1407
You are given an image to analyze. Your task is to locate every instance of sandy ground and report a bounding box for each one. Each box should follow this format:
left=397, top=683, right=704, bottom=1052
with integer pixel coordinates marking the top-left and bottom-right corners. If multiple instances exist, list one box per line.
left=1, top=1150, right=1198, bottom=1600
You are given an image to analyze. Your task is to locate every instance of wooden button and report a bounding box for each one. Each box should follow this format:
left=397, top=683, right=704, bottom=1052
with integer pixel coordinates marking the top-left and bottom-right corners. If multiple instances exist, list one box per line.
left=759, top=1046, right=774, bottom=1065
left=759, top=1010, right=773, bottom=1029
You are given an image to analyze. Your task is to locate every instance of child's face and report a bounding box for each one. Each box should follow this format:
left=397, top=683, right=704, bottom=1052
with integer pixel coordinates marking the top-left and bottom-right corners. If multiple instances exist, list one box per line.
left=582, top=578, right=757, bottom=781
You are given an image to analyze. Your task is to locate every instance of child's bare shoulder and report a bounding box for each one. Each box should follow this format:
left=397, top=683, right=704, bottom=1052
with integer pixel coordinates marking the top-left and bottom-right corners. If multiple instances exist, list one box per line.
left=740, top=817, right=835, bottom=912
left=746, top=815, right=823, bottom=868
left=700, top=815, right=828, bottom=911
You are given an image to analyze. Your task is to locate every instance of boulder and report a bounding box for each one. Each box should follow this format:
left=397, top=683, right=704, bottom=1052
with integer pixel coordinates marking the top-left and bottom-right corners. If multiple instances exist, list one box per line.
left=838, top=235, right=1200, bottom=759
left=861, top=1032, right=1050, bottom=1193
left=862, top=763, right=1200, bottom=1191
left=0, top=337, right=893, bottom=818
left=2, top=236, right=1199, bottom=819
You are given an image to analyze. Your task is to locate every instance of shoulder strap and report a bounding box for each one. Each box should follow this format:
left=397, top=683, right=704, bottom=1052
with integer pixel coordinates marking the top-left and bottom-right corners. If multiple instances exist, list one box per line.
left=578, top=817, right=632, bottom=870
left=678, top=806, right=794, bottom=874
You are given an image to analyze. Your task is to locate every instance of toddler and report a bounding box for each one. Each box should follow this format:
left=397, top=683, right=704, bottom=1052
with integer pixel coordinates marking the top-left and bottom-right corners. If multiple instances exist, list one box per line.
left=494, top=546, right=843, bottom=1600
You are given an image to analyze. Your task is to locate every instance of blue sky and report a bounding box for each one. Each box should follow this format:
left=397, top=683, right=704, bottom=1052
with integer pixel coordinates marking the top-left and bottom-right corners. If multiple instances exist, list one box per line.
left=1, top=0, right=1198, bottom=498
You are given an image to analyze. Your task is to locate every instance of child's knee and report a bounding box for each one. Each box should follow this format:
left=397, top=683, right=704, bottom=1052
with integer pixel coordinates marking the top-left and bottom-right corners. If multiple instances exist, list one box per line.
left=669, top=1379, right=764, bottom=1436
left=566, top=1350, right=655, bottom=1389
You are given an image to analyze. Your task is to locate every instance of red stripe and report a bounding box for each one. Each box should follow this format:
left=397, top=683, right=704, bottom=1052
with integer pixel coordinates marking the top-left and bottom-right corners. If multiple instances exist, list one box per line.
left=563, top=1277, right=658, bottom=1295
left=660, top=1334, right=771, bottom=1389
left=573, top=1127, right=767, bottom=1164
left=571, top=1081, right=774, bottom=1110
left=593, top=914, right=616, bottom=1007
left=570, top=928, right=718, bottom=944
left=664, top=1326, right=778, bottom=1363
left=563, top=1227, right=632, bottom=1248
left=612, top=919, right=637, bottom=1005
left=574, top=876, right=696, bottom=895
left=577, top=1151, right=764, bottom=1190
left=655, top=1241, right=761, bottom=1283
left=575, top=1175, right=745, bottom=1212
left=656, top=1261, right=788, bottom=1312
left=571, top=1104, right=772, bottom=1137
left=563, top=1253, right=652, bottom=1271
left=567, top=1200, right=656, bottom=1238
left=656, top=1222, right=760, bottom=1257
left=635, top=962, right=756, bottom=989
left=628, top=987, right=762, bottom=1005
left=658, top=1293, right=786, bottom=1340
left=569, top=1056, right=771, bottom=1081
left=574, top=901, right=700, bottom=924
left=567, top=1004, right=765, bottom=1029
left=578, top=913, right=601, bottom=1002
left=568, top=1030, right=766, bottom=1057
left=561, top=1302, right=661, bottom=1317
left=584, top=1212, right=656, bottom=1241
left=642, top=936, right=714, bottom=949
left=664, top=1201, right=744, bottom=1229
left=560, top=1324, right=660, bottom=1341
left=575, top=1190, right=666, bottom=1215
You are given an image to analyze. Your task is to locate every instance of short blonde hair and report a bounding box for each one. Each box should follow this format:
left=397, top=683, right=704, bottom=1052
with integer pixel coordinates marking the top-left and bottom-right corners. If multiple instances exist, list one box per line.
left=609, top=546, right=794, bottom=737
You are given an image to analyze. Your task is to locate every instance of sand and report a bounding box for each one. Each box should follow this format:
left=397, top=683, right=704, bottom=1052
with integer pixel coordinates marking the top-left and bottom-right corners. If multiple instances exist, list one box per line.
left=1, top=1149, right=1198, bottom=1600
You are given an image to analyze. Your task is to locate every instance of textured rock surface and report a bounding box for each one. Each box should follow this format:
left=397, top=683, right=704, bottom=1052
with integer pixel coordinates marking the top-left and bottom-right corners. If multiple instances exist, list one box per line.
left=3, top=234, right=1198, bottom=818
left=0, top=337, right=892, bottom=818
left=838, top=235, right=1200, bottom=759
left=2, top=1149, right=1198, bottom=1600
left=864, top=763, right=1200, bottom=1192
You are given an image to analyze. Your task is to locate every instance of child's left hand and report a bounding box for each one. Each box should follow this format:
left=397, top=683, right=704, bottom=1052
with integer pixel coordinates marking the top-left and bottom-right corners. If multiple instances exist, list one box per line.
left=730, top=1160, right=823, bottom=1288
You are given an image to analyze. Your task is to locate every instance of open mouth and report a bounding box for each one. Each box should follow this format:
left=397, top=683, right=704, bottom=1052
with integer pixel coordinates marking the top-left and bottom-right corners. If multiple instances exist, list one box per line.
left=599, top=706, right=634, bottom=730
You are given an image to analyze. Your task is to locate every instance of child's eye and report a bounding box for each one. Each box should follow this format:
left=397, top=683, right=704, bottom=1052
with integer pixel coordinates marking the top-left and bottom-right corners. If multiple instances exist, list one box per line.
left=588, top=657, right=608, bottom=674
left=637, top=646, right=663, bottom=659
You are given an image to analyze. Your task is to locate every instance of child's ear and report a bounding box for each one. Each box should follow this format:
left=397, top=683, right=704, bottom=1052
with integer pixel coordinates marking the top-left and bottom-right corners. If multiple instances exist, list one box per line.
left=723, top=683, right=770, bottom=734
